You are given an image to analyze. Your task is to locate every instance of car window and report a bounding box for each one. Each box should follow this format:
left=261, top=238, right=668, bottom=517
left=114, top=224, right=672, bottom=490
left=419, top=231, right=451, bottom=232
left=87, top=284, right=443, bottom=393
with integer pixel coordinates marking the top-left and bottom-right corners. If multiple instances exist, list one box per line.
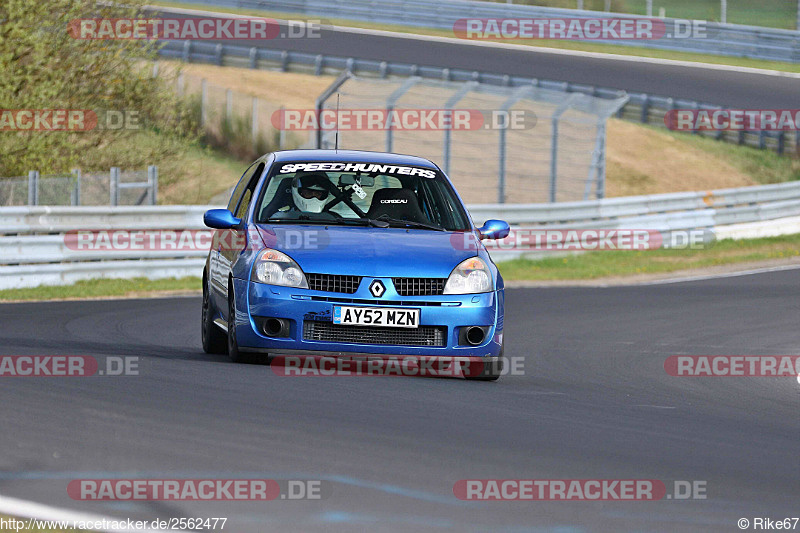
left=233, top=162, right=265, bottom=220
left=254, top=161, right=470, bottom=231
left=227, top=163, right=257, bottom=214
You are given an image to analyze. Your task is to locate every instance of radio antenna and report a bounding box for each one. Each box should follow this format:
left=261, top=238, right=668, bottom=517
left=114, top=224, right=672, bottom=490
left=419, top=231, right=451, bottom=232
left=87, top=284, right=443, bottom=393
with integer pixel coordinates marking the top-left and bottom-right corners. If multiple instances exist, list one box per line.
left=334, top=93, right=340, bottom=152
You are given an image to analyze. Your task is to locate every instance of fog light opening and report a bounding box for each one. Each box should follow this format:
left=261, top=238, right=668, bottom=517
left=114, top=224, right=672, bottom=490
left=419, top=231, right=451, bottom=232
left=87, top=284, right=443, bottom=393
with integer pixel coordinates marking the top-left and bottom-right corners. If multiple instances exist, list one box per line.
left=466, top=326, right=485, bottom=346
left=264, top=318, right=285, bottom=337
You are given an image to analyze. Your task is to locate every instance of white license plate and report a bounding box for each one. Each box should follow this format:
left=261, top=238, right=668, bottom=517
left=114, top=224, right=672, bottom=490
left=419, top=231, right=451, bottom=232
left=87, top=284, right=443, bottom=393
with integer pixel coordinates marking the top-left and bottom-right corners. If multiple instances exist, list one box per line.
left=333, top=306, right=419, bottom=328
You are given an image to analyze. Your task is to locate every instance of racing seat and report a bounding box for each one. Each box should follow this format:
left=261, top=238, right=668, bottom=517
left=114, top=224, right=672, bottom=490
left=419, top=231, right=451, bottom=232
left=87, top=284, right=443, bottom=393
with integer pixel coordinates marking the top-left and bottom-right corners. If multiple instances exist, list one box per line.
left=366, top=188, right=430, bottom=224
left=258, top=178, right=294, bottom=220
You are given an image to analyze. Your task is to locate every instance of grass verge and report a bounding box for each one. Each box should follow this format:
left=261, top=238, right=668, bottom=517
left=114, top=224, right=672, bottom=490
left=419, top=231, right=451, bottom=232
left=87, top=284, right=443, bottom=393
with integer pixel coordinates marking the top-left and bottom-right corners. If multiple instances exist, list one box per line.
left=498, top=234, right=800, bottom=281
left=0, top=277, right=201, bottom=302
left=153, top=1, right=800, bottom=73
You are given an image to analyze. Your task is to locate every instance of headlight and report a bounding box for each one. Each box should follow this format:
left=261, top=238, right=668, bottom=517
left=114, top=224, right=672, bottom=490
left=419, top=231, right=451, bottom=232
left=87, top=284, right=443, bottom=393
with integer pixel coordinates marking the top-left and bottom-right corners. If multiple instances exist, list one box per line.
left=251, top=248, right=308, bottom=288
left=443, top=257, right=492, bottom=294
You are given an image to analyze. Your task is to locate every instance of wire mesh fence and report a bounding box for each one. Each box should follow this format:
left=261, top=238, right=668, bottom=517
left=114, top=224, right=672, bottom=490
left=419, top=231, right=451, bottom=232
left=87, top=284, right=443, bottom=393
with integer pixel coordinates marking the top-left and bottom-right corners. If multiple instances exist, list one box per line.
left=0, top=168, right=158, bottom=207
left=316, top=74, right=627, bottom=203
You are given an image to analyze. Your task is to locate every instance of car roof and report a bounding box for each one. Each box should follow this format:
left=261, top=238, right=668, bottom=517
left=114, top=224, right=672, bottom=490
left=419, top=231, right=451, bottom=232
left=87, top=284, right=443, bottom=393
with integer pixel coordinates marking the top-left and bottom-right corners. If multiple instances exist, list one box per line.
left=269, top=149, right=439, bottom=170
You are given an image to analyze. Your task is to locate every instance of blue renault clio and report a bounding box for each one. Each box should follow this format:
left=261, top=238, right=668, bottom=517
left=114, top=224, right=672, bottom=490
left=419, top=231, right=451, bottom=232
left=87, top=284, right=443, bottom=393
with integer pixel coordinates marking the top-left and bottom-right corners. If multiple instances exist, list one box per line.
left=202, top=150, right=510, bottom=380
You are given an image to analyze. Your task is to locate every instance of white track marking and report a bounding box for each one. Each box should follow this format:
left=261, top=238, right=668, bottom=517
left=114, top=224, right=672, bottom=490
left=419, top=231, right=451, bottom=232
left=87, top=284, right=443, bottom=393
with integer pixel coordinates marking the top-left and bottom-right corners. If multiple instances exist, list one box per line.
left=0, top=493, right=167, bottom=532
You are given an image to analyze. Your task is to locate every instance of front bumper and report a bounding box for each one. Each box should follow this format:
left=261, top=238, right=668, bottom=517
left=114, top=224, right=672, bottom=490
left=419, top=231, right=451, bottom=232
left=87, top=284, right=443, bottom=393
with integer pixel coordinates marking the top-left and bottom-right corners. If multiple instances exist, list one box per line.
left=232, top=277, right=504, bottom=358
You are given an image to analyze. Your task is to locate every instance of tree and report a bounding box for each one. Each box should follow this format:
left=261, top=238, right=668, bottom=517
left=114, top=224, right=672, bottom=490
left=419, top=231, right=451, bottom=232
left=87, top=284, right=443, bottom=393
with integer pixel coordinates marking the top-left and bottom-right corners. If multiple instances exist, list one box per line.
left=0, top=0, right=194, bottom=176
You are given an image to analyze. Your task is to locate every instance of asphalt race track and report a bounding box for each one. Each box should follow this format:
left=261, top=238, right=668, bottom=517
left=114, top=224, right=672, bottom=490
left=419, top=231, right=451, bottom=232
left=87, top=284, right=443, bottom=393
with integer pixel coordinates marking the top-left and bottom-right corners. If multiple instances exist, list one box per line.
left=1, top=269, right=798, bottom=532
left=153, top=7, right=800, bottom=109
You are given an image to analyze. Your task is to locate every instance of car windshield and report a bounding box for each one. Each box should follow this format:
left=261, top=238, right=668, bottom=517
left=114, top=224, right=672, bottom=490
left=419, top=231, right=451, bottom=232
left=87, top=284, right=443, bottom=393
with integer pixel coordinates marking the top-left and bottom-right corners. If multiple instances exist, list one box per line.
left=254, top=161, right=471, bottom=231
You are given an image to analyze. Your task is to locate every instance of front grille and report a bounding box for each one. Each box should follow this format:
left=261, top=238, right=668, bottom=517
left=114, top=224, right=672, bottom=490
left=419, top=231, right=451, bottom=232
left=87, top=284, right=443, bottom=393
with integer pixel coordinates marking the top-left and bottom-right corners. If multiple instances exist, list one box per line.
left=392, top=277, right=446, bottom=296
left=306, top=273, right=361, bottom=294
left=303, top=321, right=446, bottom=347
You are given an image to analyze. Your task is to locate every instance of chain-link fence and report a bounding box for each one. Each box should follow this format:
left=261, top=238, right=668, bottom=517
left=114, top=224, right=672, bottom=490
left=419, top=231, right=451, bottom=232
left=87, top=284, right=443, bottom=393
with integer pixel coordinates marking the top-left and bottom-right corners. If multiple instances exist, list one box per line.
left=177, top=73, right=305, bottom=157
left=316, top=74, right=627, bottom=204
left=0, top=167, right=158, bottom=207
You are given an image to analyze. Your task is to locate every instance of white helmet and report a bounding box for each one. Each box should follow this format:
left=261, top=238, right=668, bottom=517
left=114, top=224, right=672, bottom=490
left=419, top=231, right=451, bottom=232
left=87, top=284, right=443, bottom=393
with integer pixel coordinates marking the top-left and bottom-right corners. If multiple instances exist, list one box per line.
left=291, top=173, right=330, bottom=213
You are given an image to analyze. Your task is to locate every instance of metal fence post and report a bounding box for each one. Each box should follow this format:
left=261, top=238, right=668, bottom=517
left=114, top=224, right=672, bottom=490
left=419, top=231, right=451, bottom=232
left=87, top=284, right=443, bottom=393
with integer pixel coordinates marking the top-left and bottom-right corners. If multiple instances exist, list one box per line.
left=314, top=71, right=353, bottom=149
left=110, top=167, right=119, bottom=206
left=385, top=77, right=420, bottom=153
left=201, top=79, right=208, bottom=127
left=496, top=86, right=533, bottom=204
left=27, top=171, right=39, bottom=206
left=279, top=106, right=286, bottom=150
left=71, top=168, right=81, bottom=206
left=442, top=81, right=477, bottom=174
left=550, top=120, right=559, bottom=203
left=251, top=97, right=259, bottom=150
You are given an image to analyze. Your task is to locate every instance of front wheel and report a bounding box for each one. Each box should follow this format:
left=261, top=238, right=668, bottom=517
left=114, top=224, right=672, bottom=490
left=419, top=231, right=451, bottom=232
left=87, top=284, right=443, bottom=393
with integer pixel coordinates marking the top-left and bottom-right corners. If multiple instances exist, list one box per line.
left=202, top=274, right=226, bottom=354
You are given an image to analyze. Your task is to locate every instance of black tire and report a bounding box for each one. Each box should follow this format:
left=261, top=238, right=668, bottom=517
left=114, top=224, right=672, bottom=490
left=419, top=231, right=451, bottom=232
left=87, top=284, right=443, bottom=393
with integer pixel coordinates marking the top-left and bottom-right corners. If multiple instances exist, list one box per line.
left=202, top=273, right=227, bottom=355
left=227, top=282, right=261, bottom=364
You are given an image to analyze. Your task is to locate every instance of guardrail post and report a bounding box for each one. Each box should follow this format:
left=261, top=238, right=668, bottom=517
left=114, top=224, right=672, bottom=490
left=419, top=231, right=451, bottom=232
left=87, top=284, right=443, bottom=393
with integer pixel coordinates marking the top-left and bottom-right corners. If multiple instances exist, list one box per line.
left=758, top=130, right=766, bottom=150
left=640, top=94, right=650, bottom=124
left=777, top=132, right=785, bottom=155
left=27, top=171, right=39, bottom=206
left=280, top=50, right=289, bottom=72
left=315, top=55, right=323, bottom=76
left=71, top=168, right=81, bottom=206
left=215, top=43, right=223, bottom=66
left=249, top=47, right=257, bottom=69
left=110, top=167, right=119, bottom=206
left=148, top=165, right=158, bottom=205
left=182, top=40, right=191, bottom=62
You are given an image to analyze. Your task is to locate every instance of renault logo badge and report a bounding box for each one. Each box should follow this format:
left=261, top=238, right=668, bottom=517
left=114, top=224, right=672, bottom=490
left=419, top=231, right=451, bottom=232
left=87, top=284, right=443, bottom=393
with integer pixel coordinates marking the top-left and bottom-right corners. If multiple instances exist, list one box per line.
left=369, top=280, right=386, bottom=298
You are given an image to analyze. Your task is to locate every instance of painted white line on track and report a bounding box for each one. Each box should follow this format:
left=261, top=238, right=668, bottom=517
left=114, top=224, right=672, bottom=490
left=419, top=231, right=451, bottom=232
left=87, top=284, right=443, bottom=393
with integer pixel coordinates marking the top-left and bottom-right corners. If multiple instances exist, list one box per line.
left=0, top=493, right=167, bottom=532
left=149, top=4, right=800, bottom=79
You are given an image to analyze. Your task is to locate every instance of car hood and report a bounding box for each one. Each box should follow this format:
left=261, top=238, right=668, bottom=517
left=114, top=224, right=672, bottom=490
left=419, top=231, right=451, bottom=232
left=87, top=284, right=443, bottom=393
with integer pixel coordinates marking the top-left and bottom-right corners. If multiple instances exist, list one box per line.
left=256, top=224, right=481, bottom=278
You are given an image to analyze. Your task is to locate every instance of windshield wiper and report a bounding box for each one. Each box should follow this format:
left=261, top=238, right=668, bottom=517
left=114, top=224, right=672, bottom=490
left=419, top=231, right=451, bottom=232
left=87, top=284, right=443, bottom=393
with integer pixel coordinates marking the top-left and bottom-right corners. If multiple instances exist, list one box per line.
left=374, top=215, right=445, bottom=231
left=264, top=216, right=389, bottom=228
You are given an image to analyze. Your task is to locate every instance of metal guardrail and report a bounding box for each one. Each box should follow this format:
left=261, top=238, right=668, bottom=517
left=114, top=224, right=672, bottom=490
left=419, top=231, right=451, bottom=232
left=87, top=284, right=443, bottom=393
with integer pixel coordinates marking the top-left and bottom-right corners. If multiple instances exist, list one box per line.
left=165, top=0, right=800, bottom=63
left=3, top=180, right=800, bottom=289
left=158, top=40, right=800, bottom=156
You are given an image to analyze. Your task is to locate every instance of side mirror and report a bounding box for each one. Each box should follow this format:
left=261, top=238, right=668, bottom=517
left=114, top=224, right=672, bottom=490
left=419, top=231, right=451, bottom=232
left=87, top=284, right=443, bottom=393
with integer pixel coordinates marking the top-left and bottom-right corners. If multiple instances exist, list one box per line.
left=204, top=209, right=241, bottom=229
left=479, top=219, right=510, bottom=240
